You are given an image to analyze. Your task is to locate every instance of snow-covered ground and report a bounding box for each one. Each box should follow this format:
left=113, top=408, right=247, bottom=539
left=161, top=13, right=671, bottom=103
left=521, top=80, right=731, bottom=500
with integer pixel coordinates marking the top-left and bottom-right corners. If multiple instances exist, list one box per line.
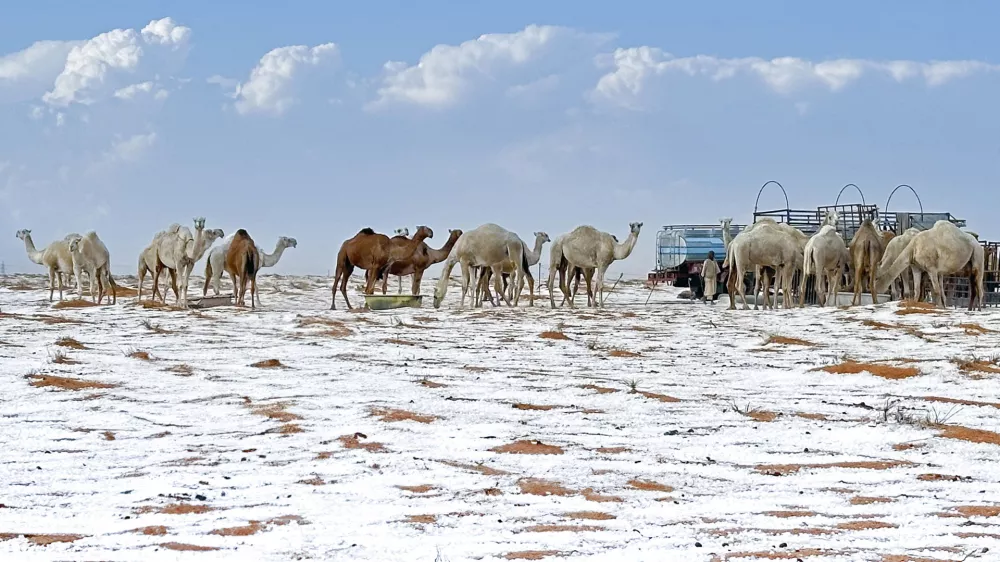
left=1, top=273, right=999, bottom=562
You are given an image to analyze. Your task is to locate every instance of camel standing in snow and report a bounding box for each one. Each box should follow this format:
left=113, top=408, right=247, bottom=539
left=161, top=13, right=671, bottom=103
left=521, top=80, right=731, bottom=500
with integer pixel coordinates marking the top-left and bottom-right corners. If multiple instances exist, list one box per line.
left=554, top=223, right=642, bottom=308
left=799, top=225, right=848, bottom=307
left=877, top=227, right=920, bottom=301
left=150, top=218, right=224, bottom=307
left=205, top=235, right=298, bottom=305
left=475, top=231, right=550, bottom=306
left=432, top=223, right=533, bottom=309
left=68, top=232, right=118, bottom=304
left=16, top=229, right=76, bottom=301
left=849, top=219, right=886, bottom=305
left=876, top=221, right=984, bottom=310
left=225, top=229, right=261, bottom=307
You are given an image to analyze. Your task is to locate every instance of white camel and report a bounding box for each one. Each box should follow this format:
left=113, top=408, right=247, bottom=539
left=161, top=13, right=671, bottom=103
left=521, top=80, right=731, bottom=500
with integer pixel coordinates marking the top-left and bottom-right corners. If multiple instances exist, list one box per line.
left=876, top=220, right=984, bottom=309
left=555, top=222, right=642, bottom=308
left=68, top=231, right=117, bottom=304
left=204, top=235, right=297, bottom=305
left=800, top=224, right=848, bottom=307
left=150, top=218, right=224, bottom=307
left=877, top=227, right=921, bottom=300
left=726, top=220, right=801, bottom=310
left=138, top=226, right=180, bottom=303
left=16, top=229, right=77, bottom=301
left=432, top=223, right=533, bottom=309
left=475, top=231, right=550, bottom=306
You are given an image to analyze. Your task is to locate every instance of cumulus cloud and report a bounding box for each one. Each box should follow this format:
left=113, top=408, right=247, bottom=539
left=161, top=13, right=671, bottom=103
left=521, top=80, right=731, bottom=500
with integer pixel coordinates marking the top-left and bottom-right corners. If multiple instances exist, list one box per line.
left=42, top=17, right=191, bottom=107
left=368, top=25, right=608, bottom=110
left=104, top=132, right=158, bottom=163
left=0, top=40, right=80, bottom=102
left=592, top=47, right=1000, bottom=109
left=113, top=81, right=169, bottom=101
left=233, top=43, right=339, bottom=116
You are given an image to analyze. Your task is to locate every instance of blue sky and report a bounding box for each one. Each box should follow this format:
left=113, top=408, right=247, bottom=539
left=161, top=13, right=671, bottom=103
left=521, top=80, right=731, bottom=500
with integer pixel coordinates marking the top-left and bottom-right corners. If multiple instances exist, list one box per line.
left=2, top=1, right=998, bottom=277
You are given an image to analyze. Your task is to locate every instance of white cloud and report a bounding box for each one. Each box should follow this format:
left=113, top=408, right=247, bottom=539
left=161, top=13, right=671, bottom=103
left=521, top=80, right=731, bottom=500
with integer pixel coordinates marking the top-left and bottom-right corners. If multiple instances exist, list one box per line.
left=207, top=74, right=240, bottom=92
left=104, top=132, right=158, bottom=163
left=0, top=40, right=80, bottom=102
left=592, top=47, right=1000, bottom=109
left=233, top=43, right=339, bottom=116
left=368, top=25, right=605, bottom=110
left=140, top=17, right=191, bottom=48
left=113, top=81, right=170, bottom=101
left=43, top=17, right=191, bottom=107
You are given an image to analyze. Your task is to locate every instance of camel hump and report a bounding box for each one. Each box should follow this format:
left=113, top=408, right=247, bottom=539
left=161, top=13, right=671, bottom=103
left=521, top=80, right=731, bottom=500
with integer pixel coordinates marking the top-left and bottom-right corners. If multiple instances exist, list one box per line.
left=234, top=228, right=250, bottom=239
left=359, top=227, right=376, bottom=236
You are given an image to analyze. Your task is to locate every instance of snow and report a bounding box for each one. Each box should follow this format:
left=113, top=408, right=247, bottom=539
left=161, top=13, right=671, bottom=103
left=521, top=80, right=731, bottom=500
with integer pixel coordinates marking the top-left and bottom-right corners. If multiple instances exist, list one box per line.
left=1, top=273, right=999, bottom=561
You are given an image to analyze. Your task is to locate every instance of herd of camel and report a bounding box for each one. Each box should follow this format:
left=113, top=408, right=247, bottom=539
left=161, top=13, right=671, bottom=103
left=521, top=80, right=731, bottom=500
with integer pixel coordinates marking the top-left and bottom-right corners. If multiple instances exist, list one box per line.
left=10, top=210, right=987, bottom=312
left=720, top=210, right=987, bottom=311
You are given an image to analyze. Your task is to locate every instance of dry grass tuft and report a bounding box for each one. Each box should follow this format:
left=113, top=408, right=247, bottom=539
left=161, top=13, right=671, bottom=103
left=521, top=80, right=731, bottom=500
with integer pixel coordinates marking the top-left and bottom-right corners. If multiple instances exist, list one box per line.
left=517, top=478, right=575, bottom=496
left=539, top=331, right=570, bottom=340
left=935, top=424, right=1000, bottom=445
left=418, top=378, right=447, bottom=388
left=165, top=364, right=194, bottom=376
left=138, top=503, right=217, bottom=515
left=250, top=359, right=283, bottom=368
left=595, top=447, right=629, bottom=454
left=249, top=402, right=303, bottom=423
left=637, top=390, right=681, bottom=403
left=581, top=488, right=623, bottom=503
left=404, top=514, right=436, bottom=524
left=159, top=542, right=220, bottom=552
left=764, top=335, right=818, bottom=347
left=922, top=395, right=1000, bottom=410
left=762, top=511, right=818, bottom=518
left=298, top=476, right=325, bottom=486
left=815, top=361, right=920, bottom=379
left=210, top=521, right=265, bottom=536
left=50, top=350, right=79, bottom=365
left=564, top=511, right=616, bottom=521
left=521, top=524, right=606, bottom=533
left=953, top=505, right=1000, bottom=517
left=272, top=423, right=304, bottom=434
left=52, top=299, right=98, bottom=309
left=113, top=285, right=139, bottom=297
left=756, top=460, right=913, bottom=476
left=0, top=534, right=86, bottom=546
left=26, top=373, right=116, bottom=391
left=503, top=551, right=563, bottom=560
left=608, top=349, right=641, bottom=358
left=892, top=442, right=925, bottom=451
left=370, top=407, right=438, bottom=424
left=397, top=484, right=436, bottom=493
left=580, top=384, right=618, bottom=394
left=953, top=356, right=1000, bottom=374
left=125, top=348, right=152, bottom=361
left=836, top=520, right=897, bottom=531
left=490, top=440, right=564, bottom=455
left=850, top=496, right=892, bottom=505
left=383, top=338, right=417, bottom=346
left=140, top=319, right=171, bottom=334
left=55, top=337, right=86, bottom=350
left=337, top=433, right=387, bottom=453
left=796, top=412, right=829, bottom=421
left=628, top=479, right=674, bottom=493
left=131, top=526, right=168, bottom=536
left=296, top=316, right=353, bottom=337
left=102, top=431, right=115, bottom=441
left=513, top=403, right=558, bottom=411
left=959, top=322, right=995, bottom=335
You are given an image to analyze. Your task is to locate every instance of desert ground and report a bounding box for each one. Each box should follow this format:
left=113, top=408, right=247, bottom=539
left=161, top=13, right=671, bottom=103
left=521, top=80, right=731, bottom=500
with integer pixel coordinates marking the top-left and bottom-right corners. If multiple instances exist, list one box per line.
left=1, top=273, right=999, bottom=562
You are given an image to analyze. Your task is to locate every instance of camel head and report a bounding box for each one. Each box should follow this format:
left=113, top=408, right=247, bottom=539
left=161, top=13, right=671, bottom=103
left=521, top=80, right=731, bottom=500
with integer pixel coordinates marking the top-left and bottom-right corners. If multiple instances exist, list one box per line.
left=67, top=235, right=83, bottom=253
left=447, top=229, right=463, bottom=242
left=206, top=228, right=225, bottom=243
left=720, top=217, right=733, bottom=227
left=629, top=222, right=643, bottom=235
left=15, top=229, right=30, bottom=240
left=279, top=236, right=298, bottom=249
left=433, top=286, right=444, bottom=309
left=533, top=232, right=551, bottom=244
left=413, top=225, right=434, bottom=241
left=822, top=210, right=840, bottom=228
left=193, top=217, right=206, bottom=232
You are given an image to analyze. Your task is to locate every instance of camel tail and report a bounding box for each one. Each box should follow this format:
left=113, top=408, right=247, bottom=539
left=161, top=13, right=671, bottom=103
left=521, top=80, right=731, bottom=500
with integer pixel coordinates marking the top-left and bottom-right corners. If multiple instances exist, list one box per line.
left=802, top=243, right=814, bottom=277
left=203, top=258, right=213, bottom=295
left=521, top=246, right=533, bottom=281
left=876, top=239, right=915, bottom=295
left=722, top=242, right=733, bottom=269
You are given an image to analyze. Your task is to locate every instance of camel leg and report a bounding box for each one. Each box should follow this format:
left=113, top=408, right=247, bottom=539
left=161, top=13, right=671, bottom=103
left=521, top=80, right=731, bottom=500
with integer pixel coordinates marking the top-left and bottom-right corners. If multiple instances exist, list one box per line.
left=230, top=271, right=240, bottom=305
left=251, top=273, right=257, bottom=309
left=494, top=265, right=512, bottom=306
left=48, top=268, right=56, bottom=302
left=727, top=266, right=737, bottom=310
left=563, top=262, right=578, bottom=308
left=902, top=268, right=913, bottom=300
left=458, top=262, right=471, bottom=309
left=929, top=273, right=944, bottom=308
left=411, top=270, right=423, bottom=296
left=547, top=263, right=559, bottom=308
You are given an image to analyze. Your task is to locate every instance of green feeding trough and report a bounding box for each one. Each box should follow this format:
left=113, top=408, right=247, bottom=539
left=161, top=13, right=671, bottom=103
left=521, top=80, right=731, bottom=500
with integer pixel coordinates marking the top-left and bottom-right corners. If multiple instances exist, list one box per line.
left=363, top=294, right=423, bottom=311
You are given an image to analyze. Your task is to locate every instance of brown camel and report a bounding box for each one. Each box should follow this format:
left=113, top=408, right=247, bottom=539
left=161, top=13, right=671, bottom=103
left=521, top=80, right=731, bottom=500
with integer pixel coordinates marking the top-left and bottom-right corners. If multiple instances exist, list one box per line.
left=849, top=218, right=886, bottom=305
left=331, top=228, right=393, bottom=310
left=378, top=228, right=463, bottom=295
left=379, top=226, right=434, bottom=294
left=225, top=229, right=261, bottom=308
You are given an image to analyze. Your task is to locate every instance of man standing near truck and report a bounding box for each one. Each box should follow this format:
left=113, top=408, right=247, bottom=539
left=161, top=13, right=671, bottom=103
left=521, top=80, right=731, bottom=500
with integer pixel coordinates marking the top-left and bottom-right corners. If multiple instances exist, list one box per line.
left=701, top=250, right=720, bottom=304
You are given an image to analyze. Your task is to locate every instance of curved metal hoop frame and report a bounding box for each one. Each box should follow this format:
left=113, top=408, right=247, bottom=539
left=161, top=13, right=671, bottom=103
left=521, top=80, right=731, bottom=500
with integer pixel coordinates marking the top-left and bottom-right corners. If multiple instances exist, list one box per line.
left=834, top=183, right=866, bottom=206
left=884, top=184, right=924, bottom=218
left=753, top=180, right=789, bottom=214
